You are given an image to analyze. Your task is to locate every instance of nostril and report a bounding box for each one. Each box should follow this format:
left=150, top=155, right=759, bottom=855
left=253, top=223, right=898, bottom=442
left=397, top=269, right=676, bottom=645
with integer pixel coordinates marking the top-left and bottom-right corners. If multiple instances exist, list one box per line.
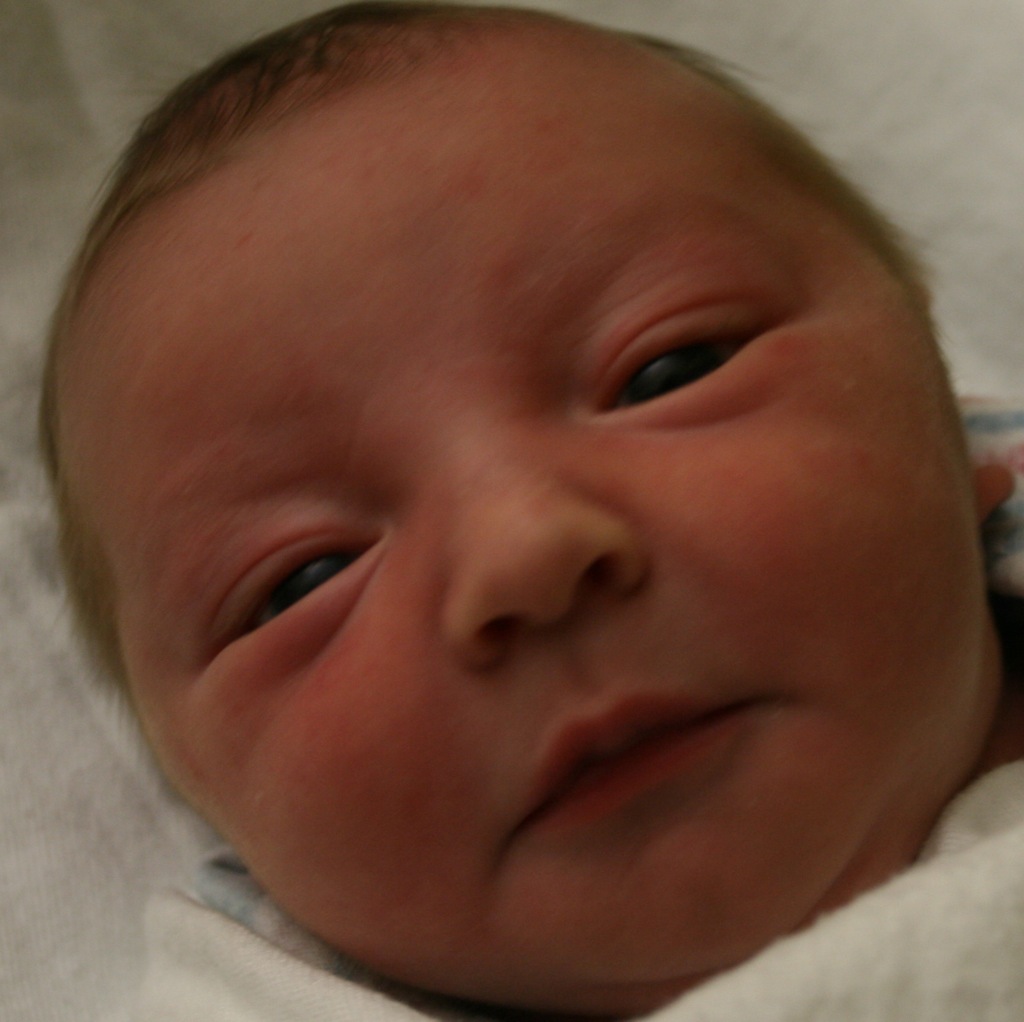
left=582, top=549, right=645, bottom=596
left=582, top=555, right=614, bottom=590
left=480, top=615, right=520, bottom=651
left=446, top=502, right=649, bottom=668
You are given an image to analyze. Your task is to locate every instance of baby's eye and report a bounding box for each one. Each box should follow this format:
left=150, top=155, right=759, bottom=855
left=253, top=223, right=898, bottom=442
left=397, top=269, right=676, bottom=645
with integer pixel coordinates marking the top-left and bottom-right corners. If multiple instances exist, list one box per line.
left=258, top=553, right=357, bottom=626
left=616, top=342, right=738, bottom=407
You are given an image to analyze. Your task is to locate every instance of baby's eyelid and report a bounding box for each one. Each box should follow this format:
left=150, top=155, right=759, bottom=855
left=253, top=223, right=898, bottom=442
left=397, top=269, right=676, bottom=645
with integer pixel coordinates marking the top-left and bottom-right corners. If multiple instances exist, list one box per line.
left=254, top=551, right=360, bottom=630
left=606, top=335, right=746, bottom=410
left=595, top=307, right=760, bottom=406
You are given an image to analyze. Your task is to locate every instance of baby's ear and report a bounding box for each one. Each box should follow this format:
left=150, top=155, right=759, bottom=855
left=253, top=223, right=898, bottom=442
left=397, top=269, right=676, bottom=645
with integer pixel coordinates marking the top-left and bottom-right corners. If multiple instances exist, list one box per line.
left=973, top=462, right=1015, bottom=523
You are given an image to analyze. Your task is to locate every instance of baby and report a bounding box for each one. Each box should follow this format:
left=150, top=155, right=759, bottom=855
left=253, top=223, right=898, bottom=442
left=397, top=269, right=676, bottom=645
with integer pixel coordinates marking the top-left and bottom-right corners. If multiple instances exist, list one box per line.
left=39, top=2, right=1024, bottom=1018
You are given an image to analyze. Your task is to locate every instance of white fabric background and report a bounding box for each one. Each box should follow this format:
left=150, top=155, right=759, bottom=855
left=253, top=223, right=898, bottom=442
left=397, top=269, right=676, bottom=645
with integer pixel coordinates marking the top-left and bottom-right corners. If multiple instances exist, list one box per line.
left=2, top=1, right=1023, bottom=1019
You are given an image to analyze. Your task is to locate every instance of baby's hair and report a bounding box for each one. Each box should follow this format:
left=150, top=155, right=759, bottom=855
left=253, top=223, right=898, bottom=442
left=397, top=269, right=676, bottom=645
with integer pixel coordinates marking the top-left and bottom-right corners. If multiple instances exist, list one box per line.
left=40, top=1, right=932, bottom=689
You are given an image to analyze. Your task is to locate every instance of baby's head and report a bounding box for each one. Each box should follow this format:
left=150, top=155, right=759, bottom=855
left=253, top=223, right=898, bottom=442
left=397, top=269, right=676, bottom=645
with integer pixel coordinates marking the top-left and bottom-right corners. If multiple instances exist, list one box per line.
left=42, top=3, right=1017, bottom=1017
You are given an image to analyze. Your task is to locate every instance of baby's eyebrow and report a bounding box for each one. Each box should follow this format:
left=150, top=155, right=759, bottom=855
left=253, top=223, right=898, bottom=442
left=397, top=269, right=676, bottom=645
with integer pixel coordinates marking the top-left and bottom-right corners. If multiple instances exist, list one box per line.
left=131, top=488, right=257, bottom=634
left=127, top=433, right=377, bottom=659
left=478, top=192, right=786, bottom=346
left=569, top=201, right=798, bottom=326
left=119, top=433, right=302, bottom=620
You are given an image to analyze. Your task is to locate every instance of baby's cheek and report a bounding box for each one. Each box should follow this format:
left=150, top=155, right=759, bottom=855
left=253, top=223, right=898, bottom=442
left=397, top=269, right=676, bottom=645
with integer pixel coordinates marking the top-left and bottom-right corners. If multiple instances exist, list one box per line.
left=226, top=697, right=493, bottom=968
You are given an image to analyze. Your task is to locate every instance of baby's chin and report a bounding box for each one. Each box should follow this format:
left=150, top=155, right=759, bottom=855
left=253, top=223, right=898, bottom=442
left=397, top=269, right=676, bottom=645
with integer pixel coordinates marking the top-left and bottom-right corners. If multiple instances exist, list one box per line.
left=378, top=920, right=782, bottom=1021
left=464, top=859, right=932, bottom=1017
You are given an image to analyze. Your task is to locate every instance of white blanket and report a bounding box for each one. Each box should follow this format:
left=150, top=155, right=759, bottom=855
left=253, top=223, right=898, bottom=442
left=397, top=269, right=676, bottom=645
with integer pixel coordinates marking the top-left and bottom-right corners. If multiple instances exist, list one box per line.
left=134, top=763, right=1024, bottom=1021
left=4, top=2, right=1024, bottom=1020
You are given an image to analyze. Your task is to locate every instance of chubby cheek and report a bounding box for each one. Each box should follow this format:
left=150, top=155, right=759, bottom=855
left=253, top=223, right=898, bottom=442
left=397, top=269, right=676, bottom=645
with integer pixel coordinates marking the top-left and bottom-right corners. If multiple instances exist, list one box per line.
left=649, top=377, right=983, bottom=713
left=136, top=625, right=492, bottom=952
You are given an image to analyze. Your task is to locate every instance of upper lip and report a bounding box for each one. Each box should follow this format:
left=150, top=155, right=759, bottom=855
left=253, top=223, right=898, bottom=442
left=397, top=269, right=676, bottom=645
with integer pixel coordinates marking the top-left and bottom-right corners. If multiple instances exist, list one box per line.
left=517, top=693, right=739, bottom=830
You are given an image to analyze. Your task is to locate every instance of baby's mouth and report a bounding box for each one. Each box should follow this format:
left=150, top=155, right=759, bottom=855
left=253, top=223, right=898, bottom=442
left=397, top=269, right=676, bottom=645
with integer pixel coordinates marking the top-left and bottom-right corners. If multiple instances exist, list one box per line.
left=517, top=697, right=756, bottom=836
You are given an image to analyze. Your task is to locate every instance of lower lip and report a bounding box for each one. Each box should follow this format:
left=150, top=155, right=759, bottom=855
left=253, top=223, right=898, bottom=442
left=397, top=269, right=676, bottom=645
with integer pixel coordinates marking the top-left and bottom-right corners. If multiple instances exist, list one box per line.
left=522, top=704, right=755, bottom=836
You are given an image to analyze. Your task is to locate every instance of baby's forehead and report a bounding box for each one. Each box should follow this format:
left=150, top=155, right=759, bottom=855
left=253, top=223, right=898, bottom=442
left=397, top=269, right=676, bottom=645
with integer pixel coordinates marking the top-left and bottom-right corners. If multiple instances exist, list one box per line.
left=70, top=18, right=802, bottom=372
left=75, top=32, right=770, bottom=314
left=61, top=18, right=898, bottom=455
left=169, top=19, right=759, bottom=217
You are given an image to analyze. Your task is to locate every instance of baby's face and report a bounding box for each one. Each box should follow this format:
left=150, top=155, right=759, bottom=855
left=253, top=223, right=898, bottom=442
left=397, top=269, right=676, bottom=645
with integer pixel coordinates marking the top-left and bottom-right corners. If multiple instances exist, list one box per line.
left=64, top=27, right=1004, bottom=1018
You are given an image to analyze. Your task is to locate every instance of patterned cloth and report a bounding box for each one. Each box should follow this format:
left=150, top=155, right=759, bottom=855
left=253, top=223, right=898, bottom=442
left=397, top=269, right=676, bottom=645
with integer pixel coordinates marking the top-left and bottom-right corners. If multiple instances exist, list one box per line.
left=963, top=398, right=1024, bottom=596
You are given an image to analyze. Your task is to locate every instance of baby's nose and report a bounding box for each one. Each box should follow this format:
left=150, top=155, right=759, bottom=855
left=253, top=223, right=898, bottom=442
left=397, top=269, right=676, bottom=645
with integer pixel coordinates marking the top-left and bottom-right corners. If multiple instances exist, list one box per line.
left=441, top=481, right=648, bottom=669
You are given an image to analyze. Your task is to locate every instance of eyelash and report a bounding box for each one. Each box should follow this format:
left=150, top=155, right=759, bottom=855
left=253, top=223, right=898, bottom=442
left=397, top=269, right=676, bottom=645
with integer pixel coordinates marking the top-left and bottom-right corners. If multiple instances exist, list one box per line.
left=254, top=551, right=360, bottom=629
left=613, top=339, right=744, bottom=409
